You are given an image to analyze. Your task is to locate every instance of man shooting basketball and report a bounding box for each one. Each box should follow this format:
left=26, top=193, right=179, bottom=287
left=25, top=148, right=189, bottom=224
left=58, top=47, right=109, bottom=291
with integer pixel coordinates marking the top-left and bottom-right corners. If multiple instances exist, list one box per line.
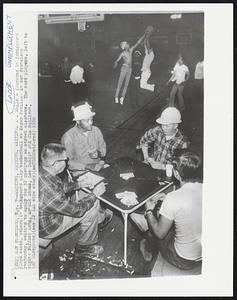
left=113, top=27, right=152, bottom=105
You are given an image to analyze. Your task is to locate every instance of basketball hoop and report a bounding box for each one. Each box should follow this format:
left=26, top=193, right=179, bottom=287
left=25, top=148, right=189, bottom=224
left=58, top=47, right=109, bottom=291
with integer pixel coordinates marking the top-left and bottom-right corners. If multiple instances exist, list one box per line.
left=78, top=22, right=86, bottom=32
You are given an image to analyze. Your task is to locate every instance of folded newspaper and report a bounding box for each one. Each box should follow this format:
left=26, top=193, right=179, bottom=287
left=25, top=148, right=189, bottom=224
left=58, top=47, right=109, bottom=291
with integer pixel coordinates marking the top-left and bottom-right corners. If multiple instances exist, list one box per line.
left=115, top=191, right=138, bottom=207
left=77, top=171, right=104, bottom=187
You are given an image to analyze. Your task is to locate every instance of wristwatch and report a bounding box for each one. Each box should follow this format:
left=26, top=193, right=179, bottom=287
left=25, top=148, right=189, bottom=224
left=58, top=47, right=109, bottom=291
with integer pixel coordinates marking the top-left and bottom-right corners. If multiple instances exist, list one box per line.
left=145, top=209, right=153, bottom=218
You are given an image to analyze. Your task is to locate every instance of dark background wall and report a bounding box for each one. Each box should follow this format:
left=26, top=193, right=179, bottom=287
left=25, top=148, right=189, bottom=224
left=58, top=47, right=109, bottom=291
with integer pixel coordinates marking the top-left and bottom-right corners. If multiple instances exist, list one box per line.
left=38, top=13, right=204, bottom=69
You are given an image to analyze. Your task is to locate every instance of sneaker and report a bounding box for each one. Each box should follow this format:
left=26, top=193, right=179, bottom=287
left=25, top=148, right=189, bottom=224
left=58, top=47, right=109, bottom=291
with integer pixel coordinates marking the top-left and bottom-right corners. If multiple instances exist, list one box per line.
left=115, top=97, right=119, bottom=103
left=74, top=244, right=104, bottom=256
left=98, top=209, right=113, bottom=231
left=139, top=239, right=153, bottom=262
left=120, top=97, right=124, bottom=105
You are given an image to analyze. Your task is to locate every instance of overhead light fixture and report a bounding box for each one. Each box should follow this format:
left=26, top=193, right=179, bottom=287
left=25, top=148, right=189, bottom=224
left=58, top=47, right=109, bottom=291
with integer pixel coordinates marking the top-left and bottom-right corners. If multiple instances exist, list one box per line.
left=44, top=13, right=104, bottom=24
left=170, top=14, right=182, bottom=20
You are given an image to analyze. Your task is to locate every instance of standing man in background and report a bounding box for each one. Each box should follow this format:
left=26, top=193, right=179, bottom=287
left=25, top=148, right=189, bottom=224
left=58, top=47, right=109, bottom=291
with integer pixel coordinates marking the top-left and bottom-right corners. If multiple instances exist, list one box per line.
left=167, top=56, right=190, bottom=111
left=130, top=50, right=143, bottom=108
left=113, top=31, right=147, bottom=105
left=194, top=56, right=204, bottom=102
left=140, top=26, right=156, bottom=93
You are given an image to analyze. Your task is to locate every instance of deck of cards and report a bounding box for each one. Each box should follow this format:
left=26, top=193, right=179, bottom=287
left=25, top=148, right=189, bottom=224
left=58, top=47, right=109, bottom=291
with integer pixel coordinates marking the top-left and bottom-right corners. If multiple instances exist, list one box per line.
left=115, top=191, right=138, bottom=207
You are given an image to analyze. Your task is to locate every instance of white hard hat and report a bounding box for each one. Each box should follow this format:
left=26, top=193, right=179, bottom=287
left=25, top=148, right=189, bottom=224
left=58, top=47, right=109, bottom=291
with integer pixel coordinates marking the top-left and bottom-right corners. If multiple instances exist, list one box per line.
left=156, top=107, right=182, bottom=124
left=72, top=103, right=95, bottom=121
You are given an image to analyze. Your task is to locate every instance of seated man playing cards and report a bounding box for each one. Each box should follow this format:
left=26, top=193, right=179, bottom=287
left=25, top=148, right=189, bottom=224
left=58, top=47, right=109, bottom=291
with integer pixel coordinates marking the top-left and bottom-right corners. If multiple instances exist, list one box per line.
left=39, top=143, right=111, bottom=256
left=130, top=149, right=202, bottom=270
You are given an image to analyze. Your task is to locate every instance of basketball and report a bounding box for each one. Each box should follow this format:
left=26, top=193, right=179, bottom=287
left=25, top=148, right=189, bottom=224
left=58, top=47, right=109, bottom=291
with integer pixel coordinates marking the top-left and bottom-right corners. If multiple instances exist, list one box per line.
left=146, top=25, right=154, bottom=35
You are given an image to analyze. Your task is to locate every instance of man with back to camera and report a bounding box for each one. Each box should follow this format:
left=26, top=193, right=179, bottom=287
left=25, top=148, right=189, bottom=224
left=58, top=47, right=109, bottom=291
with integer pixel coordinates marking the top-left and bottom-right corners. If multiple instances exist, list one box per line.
left=61, top=102, right=113, bottom=229
left=129, top=50, right=142, bottom=108
left=138, top=106, right=188, bottom=170
left=131, top=149, right=202, bottom=270
left=39, top=143, right=106, bottom=256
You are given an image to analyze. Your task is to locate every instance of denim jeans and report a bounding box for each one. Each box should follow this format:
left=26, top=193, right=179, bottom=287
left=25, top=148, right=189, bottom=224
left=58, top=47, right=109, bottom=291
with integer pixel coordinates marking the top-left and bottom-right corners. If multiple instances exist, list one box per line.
left=157, top=230, right=201, bottom=270
left=130, top=213, right=201, bottom=270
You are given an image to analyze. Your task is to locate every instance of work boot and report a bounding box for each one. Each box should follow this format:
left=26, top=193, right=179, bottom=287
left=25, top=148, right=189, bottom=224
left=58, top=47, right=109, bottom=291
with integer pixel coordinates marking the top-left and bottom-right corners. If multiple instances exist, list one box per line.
left=98, top=209, right=113, bottom=231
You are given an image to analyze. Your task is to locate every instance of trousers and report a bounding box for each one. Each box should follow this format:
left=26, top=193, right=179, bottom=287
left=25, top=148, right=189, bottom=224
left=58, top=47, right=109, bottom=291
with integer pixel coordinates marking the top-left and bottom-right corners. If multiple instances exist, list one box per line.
left=157, top=230, right=201, bottom=270
left=130, top=212, right=201, bottom=270
left=140, top=70, right=155, bottom=91
left=115, top=65, right=132, bottom=98
left=169, top=82, right=185, bottom=110
left=43, top=200, right=100, bottom=246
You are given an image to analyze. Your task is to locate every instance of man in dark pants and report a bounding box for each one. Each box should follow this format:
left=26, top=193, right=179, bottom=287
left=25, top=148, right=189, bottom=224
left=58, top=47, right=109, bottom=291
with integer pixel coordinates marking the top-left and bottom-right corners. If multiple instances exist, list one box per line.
left=129, top=50, right=143, bottom=108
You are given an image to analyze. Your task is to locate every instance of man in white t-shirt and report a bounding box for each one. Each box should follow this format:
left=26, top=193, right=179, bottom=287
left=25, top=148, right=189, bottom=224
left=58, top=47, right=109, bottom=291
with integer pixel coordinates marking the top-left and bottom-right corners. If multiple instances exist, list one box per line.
left=167, top=57, right=190, bottom=111
left=194, top=59, right=204, bottom=101
left=130, top=149, right=202, bottom=270
left=194, top=60, right=204, bottom=80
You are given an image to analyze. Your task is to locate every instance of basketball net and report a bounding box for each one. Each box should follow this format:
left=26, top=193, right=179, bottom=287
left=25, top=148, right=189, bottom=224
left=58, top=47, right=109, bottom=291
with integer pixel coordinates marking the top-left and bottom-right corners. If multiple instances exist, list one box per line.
left=78, top=22, right=86, bottom=32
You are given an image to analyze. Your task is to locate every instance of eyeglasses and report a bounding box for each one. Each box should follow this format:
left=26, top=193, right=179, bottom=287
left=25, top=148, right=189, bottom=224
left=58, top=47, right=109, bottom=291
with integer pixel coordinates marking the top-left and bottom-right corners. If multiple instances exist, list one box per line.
left=50, top=157, right=69, bottom=166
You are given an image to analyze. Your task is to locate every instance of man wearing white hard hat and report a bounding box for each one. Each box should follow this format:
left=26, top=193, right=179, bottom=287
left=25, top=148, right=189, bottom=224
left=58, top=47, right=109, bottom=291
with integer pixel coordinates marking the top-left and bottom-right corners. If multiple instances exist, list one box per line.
left=139, top=107, right=188, bottom=170
left=61, top=102, right=113, bottom=231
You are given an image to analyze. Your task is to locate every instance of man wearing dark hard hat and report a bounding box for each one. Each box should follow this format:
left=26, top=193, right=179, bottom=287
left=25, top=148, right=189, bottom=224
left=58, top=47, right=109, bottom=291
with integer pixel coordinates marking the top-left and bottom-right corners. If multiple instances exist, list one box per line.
left=139, top=107, right=188, bottom=170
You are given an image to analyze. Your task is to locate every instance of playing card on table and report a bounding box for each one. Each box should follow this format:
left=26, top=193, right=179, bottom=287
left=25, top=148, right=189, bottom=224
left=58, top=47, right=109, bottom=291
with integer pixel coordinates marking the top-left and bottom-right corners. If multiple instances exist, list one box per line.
left=120, top=172, right=135, bottom=180
left=115, top=191, right=138, bottom=207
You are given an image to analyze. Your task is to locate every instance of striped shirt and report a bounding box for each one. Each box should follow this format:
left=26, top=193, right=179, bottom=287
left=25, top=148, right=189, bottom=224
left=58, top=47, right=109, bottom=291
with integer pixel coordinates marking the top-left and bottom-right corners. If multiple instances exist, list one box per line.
left=61, top=125, right=106, bottom=172
left=140, top=125, right=188, bottom=164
